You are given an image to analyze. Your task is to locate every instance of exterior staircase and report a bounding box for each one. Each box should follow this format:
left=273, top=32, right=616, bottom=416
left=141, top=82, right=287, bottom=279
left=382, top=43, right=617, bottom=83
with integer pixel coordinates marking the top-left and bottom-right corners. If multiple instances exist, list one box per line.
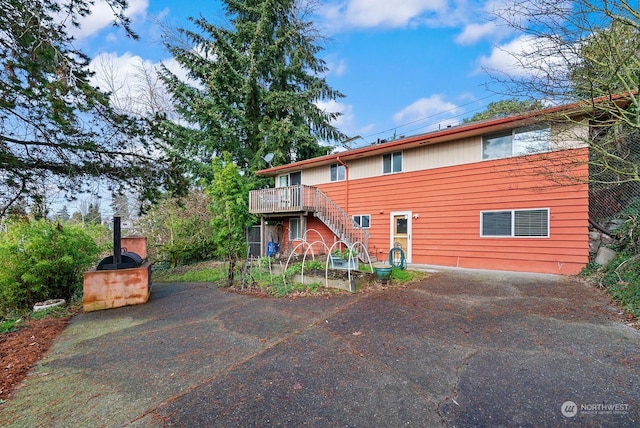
left=312, top=188, right=369, bottom=253
left=249, top=185, right=369, bottom=254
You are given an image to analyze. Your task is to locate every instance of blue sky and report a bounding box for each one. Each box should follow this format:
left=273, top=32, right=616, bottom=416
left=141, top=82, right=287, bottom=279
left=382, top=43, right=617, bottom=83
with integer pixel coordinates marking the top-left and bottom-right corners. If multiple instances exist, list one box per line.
left=73, top=0, right=531, bottom=150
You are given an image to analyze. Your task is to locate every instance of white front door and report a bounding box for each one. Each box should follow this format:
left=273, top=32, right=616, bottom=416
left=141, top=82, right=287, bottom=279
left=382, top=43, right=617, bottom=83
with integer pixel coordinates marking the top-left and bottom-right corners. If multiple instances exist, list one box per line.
left=390, top=211, right=411, bottom=263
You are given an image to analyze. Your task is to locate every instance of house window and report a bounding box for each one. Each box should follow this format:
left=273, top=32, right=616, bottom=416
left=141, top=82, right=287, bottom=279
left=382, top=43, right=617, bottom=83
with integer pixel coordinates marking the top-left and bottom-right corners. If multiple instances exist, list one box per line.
left=481, top=209, right=549, bottom=237
left=383, top=152, right=402, bottom=174
left=353, top=214, right=371, bottom=229
left=482, top=126, right=550, bottom=160
left=289, top=217, right=303, bottom=240
left=277, top=171, right=301, bottom=187
left=330, top=164, right=346, bottom=182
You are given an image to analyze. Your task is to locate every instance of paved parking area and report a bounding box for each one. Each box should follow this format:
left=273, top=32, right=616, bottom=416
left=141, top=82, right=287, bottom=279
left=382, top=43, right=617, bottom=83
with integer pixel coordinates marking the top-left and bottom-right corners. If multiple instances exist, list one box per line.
left=1, top=267, right=638, bottom=427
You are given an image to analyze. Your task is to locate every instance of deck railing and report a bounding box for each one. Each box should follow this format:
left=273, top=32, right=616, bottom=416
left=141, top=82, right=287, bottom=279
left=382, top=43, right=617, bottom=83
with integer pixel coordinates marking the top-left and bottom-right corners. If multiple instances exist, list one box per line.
left=249, top=185, right=317, bottom=214
left=249, top=185, right=369, bottom=251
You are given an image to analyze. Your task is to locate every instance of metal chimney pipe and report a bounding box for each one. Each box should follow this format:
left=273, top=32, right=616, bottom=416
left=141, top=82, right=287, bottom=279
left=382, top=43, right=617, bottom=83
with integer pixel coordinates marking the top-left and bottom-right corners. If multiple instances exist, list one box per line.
left=113, top=216, right=122, bottom=266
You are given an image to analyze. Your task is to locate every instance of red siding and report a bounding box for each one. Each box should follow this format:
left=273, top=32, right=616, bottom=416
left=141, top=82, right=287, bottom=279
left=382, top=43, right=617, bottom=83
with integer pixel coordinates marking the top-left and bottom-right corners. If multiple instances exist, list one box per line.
left=315, top=149, right=589, bottom=275
left=281, top=216, right=339, bottom=257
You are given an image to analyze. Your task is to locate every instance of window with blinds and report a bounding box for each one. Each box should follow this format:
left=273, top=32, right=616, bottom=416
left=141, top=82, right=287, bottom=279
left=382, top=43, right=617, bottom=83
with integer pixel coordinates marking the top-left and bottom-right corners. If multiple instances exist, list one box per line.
left=481, top=209, right=549, bottom=237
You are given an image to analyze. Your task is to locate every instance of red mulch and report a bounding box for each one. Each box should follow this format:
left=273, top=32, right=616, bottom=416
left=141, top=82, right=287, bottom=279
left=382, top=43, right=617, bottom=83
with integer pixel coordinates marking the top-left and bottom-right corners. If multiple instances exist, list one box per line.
left=0, top=317, right=70, bottom=400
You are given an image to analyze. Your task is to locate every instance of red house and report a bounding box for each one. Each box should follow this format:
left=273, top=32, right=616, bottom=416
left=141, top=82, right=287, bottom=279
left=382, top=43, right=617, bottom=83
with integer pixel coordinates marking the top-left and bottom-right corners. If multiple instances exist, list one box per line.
left=249, top=103, right=593, bottom=275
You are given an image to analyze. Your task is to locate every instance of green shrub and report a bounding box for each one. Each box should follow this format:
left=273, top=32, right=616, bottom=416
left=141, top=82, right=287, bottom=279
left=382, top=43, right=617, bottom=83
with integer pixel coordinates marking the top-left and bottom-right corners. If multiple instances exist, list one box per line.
left=613, top=199, right=640, bottom=254
left=0, top=220, right=101, bottom=314
left=138, top=190, right=217, bottom=267
left=0, top=318, right=20, bottom=334
left=30, top=305, right=71, bottom=320
left=283, top=259, right=324, bottom=277
left=583, top=251, right=640, bottom=319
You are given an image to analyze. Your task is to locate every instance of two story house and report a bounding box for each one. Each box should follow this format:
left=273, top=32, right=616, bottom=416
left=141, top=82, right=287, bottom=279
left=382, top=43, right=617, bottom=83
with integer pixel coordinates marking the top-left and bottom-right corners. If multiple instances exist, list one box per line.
left=249, top=102, right=593, bottom=275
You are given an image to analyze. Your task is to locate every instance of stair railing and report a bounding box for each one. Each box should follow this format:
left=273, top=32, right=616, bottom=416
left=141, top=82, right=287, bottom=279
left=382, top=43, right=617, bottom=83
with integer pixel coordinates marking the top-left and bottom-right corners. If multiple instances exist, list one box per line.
left=313, top=188, right=369, bottom=255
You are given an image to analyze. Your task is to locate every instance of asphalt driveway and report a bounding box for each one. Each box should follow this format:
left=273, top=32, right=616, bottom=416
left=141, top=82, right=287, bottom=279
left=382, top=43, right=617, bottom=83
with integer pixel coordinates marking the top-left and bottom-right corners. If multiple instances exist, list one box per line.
left=1, top=267, right=639, bottom=427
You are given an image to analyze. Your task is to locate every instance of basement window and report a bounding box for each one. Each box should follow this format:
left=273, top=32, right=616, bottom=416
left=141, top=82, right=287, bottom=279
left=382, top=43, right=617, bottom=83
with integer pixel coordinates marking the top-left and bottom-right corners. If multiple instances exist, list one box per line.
left=289, top=217, right=303, bottom=240
left=481, top=209, right=549, bottom=237
left=353, top=214, right=371, bottom=229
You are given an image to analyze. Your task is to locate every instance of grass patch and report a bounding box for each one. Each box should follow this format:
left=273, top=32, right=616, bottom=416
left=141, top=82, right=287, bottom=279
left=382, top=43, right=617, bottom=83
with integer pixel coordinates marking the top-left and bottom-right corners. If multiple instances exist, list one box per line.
left=151, top=258, right=427, bottom=298
left=30, top=305, right=73, bottom=320
left=152, top=260, right=226, bottom=283
left=391, top=267, right=424, bottom=283
left=0, top=319, right=20, bottom=334
left=157, top=268, right=225, bottom=283
left=582, top=252, right=640, bottom=318
left=1, top=300, right=78, bottom=336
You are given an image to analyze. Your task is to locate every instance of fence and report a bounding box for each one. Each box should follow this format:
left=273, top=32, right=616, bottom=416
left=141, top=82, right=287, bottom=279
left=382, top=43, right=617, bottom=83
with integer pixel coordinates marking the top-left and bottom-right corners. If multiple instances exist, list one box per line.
left=588, top=132, right=640, bottom=233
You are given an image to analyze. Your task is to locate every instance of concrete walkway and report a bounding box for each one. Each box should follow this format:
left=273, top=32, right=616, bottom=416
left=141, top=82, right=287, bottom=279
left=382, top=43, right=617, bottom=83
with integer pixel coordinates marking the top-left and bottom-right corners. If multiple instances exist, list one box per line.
left=1, top=268, right=639, bottom=427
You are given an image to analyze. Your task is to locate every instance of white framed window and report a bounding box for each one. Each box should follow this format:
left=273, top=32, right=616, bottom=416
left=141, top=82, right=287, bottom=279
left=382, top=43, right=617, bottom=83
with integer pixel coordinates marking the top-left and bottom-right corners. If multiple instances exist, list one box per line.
left=353, top=214, right=371, bottom=229
left=289, top=217, right=302, bottom=240
left=278, top=174, right=289, bottom=188
left=481, top=208, right=549, bottom=237
left=383, top=151, right=402, bottom=174
left=330, top=164, right=346, bottom=182
left=482, top=126, right=550, bottom=160
left=277, top=171, right=301, bottom=187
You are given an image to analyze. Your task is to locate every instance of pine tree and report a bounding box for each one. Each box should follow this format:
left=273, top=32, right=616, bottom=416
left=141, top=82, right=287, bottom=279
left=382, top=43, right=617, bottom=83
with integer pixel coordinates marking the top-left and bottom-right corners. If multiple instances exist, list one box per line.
left=56, top=205, right=71, bottom=222
left=0, top=0, right=167, bottom=218
left=87, top=203, right=102, bottom=225
left=111, top=194, right=131, bottom=222
left=159, top=0, right=346, bottom=178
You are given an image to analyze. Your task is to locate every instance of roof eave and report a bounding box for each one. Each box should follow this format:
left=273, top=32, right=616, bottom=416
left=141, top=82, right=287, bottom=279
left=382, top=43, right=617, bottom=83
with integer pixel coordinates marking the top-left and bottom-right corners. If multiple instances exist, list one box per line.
left=255, top=94, right=630, bottom=177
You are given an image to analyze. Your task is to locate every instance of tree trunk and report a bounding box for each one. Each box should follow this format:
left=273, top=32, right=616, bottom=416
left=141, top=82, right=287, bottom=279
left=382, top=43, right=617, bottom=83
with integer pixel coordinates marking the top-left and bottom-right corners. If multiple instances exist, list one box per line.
left=227, top=257, right=236, bottom=288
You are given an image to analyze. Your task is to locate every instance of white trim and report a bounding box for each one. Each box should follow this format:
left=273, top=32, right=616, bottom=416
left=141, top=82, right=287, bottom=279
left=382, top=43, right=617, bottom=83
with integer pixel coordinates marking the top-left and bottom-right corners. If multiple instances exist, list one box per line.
left=277, top=174, right=289, bottom=188
left=390, top=211, right=412, bottom=262
left=382, top=151, right=403, bottom=174
left=352, top=214, right=371, bottom=229
left=330, top=163, right=346, bottom=182
left=289, top=217, right=302, bottom=240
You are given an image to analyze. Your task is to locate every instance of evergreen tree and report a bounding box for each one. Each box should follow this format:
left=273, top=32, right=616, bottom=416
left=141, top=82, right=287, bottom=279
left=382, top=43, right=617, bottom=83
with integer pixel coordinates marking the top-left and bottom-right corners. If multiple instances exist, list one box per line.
left=159, top=0, right=346, bottom=179
left=70, top=211, right=83, bottom=224
left=30, top=194, right=48, bottom=220
left=56, top=205, right=70, bottom=222
left=0, top=0, right=168, bottom=218
left=87, top=203, right=101, bottom=225
left=111, top=194, right=131, bottom=222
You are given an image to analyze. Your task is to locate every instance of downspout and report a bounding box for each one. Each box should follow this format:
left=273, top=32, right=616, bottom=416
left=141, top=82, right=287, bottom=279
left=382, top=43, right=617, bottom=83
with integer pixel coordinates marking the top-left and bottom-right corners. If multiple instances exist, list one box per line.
left=336, top=155, right=349, bottom=214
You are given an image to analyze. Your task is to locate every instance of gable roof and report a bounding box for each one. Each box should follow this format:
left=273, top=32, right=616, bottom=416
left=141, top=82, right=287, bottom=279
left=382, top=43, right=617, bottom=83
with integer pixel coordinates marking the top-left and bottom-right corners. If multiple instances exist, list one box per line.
left=255, top=94, right=629, bottom=177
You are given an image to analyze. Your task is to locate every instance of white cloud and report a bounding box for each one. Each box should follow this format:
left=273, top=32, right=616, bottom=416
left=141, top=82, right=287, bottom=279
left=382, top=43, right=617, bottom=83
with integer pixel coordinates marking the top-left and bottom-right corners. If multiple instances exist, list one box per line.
left=393, top=95, right=461, bottom=126
left=476, top=35, right=569, bottom=79
left=456, top=21, right=499, bottom=45
left=317, top=99, right=356, bottom=131
left=64, top=0, right=149, bottom=41
left=316, top=99, right=376, bottom=140
left=453, top=0, right=521, bottom=45
left=90, top=52, right=175, bottom=117
left=320, top=0, right=448, bottom=29
left=333, top=59, right=348, bottom=76
left=323, top=55, right=348, bottom=77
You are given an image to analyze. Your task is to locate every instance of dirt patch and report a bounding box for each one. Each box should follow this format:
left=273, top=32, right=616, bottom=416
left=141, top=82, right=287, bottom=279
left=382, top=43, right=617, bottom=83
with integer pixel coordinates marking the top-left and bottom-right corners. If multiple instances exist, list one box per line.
left=0, top=317, right=70, bottom=400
